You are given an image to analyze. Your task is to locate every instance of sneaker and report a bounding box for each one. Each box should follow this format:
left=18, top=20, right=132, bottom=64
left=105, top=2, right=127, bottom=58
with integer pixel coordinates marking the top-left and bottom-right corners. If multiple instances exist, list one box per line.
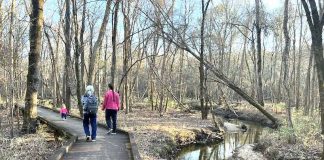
left=111, top=132, right=116, bottom=135
left=86, top=136, right=91, bottom=141
left=107, top=129, right=113, bottom=134
left=91, top=139, right=96, bottom=142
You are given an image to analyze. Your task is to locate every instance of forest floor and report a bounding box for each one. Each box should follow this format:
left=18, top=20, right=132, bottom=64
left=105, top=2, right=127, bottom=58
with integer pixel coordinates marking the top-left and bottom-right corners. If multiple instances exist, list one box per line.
left=0, top=107, right=67, bottom=159
left=39, top=100, right=323, bottom=159
left=214, top=102, right=322, bottom=160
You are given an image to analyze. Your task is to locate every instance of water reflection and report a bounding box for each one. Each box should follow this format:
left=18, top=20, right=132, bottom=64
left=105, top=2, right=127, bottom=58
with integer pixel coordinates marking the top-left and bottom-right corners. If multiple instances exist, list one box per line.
left=177, top=121, right=263, bottom=160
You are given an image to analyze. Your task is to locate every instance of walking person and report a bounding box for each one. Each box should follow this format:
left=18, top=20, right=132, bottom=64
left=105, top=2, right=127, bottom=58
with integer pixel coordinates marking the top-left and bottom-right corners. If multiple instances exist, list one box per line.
left=102, top=83, right=120, bottom=135
left=60, top=103, right=68, bottom=120
left=82, top=85, right=98, bottom=141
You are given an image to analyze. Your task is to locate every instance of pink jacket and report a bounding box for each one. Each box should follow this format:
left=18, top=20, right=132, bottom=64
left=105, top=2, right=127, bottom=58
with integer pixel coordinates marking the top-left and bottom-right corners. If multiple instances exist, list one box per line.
left=102, top=90, right=120, bottom=110
left=60, top=108, right=68, bottom=114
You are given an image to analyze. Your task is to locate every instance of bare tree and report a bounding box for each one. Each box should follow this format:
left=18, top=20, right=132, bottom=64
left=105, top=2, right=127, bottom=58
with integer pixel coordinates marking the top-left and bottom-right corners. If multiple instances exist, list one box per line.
left=80, top=0, right=87, bottom=93
left=255, top=0, right=264, bottom=106
left=301, top=0, right=324, bottom=158
left=141, top=3, right=278, bottom=125
left=64, top=0, right=72, bottom=111
left=283, top=0, right=295, bottom=144
left=8, top=0, right=15, bottom=138
left=22, top=0, right=44, bottom=133
left=72, top=0, right=83, bottom=116
left=111, top=0, right=121, bottom=86
left=87, top=0, right=112, bottom=85
left=199, top=0, right=211, bottom=119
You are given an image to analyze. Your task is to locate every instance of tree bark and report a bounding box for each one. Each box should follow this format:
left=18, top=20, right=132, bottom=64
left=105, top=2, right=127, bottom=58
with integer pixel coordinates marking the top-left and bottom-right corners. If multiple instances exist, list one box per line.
left=301, top=0, right=324, bottom=158
left=200, top=0, right=211, bottom=120
left=64, top=0, right=72, bottom=111
left=22, top=0, right=44, bottom=133
left=44, top=29, right=57, bottom=109
left=72, top=0, right=83, bottom=116
left=9, top=0, right=15, bottom=138
left=255, top=0, right=264, bottom=106
left=111, top=0, right=120, bottom=86
left=121, top=0, right=134, bottom=113
left=296, top=2, right=303, bottom=110
left=283, top=0, right=295, bottom=144
left=80, top=0, right=86, bottom=93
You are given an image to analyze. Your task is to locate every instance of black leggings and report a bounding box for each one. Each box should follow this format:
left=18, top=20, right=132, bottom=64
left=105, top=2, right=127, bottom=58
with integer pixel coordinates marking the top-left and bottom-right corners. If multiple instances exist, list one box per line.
left=105, top=109, right=117, bottom=132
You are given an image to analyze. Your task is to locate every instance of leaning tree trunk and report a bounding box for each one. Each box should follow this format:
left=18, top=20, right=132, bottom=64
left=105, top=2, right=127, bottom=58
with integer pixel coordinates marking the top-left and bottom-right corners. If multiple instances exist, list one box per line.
left=22, top=0, right=44, bottom=134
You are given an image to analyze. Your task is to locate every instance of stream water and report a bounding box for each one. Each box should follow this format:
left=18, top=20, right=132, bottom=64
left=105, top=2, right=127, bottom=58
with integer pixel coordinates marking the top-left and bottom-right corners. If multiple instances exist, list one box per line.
left=176, top=120, right=263, bottom=160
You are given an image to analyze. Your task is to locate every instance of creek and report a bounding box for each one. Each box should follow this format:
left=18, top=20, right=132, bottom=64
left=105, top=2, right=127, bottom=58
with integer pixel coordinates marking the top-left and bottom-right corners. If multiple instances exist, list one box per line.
left=176, top=120, right=263, bottom=160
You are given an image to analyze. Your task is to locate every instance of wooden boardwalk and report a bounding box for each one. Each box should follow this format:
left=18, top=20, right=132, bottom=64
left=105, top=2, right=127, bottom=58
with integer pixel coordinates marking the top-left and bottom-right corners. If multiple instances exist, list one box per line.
left=38, top=107, right=132, bottom=160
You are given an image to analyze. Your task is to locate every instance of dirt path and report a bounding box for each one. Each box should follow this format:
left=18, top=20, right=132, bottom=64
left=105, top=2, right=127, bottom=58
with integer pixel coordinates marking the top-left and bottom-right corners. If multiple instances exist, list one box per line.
left=38, top=107, right=131, bottom=160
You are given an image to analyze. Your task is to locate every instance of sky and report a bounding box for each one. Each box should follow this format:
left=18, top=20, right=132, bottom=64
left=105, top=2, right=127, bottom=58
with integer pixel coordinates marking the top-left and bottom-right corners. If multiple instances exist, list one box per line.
left=263, top=0, right=282, bottom=10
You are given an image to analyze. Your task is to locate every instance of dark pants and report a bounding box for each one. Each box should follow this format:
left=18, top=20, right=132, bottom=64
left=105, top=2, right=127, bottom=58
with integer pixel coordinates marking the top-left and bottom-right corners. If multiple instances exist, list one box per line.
left=61, top=113, right=67, bottom=119
left=83, top=113, right=97, bottom=140
left=105, top=109, right=117, bottom=132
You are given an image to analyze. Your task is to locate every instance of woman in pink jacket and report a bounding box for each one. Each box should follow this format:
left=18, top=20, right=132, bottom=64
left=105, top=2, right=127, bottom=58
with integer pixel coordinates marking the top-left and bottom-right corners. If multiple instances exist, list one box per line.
left=101, top=83, right=120, bottom=134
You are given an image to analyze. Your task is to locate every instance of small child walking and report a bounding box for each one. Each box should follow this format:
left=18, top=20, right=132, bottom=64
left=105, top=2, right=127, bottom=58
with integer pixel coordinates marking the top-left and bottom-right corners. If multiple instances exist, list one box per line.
left=60, top=104, right=68, bottom=120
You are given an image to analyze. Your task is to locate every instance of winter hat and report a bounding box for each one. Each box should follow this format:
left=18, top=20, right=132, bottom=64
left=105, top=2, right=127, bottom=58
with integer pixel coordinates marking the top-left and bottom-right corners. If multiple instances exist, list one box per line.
left=85, top=85, right=94, bottom=95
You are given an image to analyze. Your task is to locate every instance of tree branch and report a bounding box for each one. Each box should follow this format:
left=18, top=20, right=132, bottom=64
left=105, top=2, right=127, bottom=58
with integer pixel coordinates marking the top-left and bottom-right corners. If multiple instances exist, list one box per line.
left=301, top=0, right=315, bottom=31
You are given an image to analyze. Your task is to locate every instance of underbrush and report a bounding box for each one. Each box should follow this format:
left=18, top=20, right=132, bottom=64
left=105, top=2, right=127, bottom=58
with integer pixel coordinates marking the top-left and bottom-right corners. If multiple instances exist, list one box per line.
left=255, top=110, right=321, bottom=159
left=0, top=124, right=65, bottom=160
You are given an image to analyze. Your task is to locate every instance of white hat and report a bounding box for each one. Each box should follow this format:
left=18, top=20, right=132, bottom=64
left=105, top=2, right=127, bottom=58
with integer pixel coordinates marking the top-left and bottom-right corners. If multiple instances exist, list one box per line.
left=85, top=85, right=94, bottom=95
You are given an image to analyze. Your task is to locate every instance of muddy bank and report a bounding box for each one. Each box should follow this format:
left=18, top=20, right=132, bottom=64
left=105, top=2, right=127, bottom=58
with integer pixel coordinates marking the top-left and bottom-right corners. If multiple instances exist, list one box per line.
left=229, top=144, right=266, bottom=160
left=254, top=136, right=321, bottom=159
left=152, top=127, right=223, bottom=159
left=213, top=107, right=276, bottom=128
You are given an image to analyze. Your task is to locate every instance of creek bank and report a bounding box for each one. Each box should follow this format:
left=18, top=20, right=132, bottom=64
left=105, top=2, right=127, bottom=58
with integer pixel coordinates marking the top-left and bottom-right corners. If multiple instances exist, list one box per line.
left=254, top=136, right=321, bottom=159
left=163, top=127, right=223, bottom=159
left=213, top=107, right=276, bottom=128
left=229, top=144, right=266, bottom=160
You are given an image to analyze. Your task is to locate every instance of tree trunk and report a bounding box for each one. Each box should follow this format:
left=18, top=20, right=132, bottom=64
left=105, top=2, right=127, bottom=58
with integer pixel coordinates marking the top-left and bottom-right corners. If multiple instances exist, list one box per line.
left=121, top=0, right=131, bottom=113
left=304, top=54, right=313, bottom=115
left=64, top=0, right=72, bottom=111
left=72, top=0, right=83, bottom=116
left=111, top=0, right=120, bottom=86
left=22, top=0, right=44, bottom=134
left=301, top=0, right=324, bottom=158
left=255, top=0, right=264, bottom=106
left=80, top=0, right=87, bottom=93
left=296, top=2, right=303, bottom=110
left=44, top=29, right=57, bottom=109
left=200, top=0, right=211, bottom=120
left=283, top=0, right=295, bottom=144
left=9, top=0, right=15, bottom=138
left=88, top=0, right=112, bottom=85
